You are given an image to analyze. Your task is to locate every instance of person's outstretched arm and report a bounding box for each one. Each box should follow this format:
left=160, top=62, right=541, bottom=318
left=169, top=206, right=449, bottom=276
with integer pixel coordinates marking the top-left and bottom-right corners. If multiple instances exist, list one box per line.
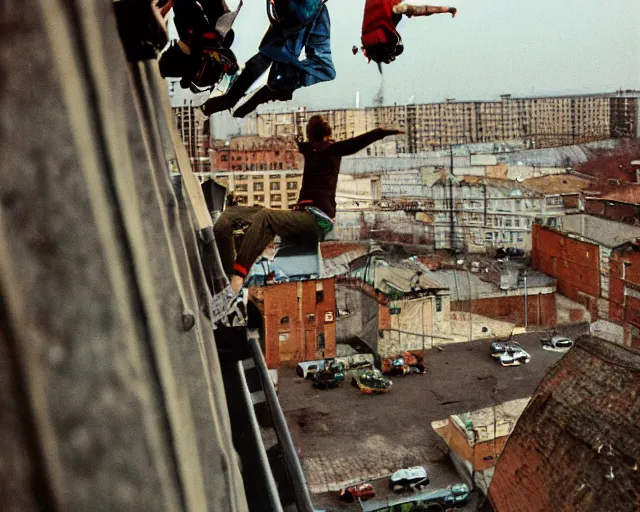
left=328, top=128, right=404, bottom=157
left=392, top=4, right=457, bottom=18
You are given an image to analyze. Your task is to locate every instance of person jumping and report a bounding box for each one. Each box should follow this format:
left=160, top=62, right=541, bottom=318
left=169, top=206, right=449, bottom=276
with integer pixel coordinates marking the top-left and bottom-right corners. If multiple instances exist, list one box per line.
left=357, top=0, right=457, bottom=69
left=202, top=0, right=335, bottom=118
left=211, top=116, right=402, bottom=327
left=158, top=0, right=242, bottom=91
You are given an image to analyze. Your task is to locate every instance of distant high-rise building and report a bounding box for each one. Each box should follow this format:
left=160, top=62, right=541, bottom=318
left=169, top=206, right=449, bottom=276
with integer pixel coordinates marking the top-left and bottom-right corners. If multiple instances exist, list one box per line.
left=255, top=91, right=640, bottom=155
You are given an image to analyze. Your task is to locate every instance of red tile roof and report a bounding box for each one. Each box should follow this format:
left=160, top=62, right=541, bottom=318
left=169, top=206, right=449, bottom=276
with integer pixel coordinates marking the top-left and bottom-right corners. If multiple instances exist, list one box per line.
left=320, top=242, right=368, bottom=260
left=488, top=336, right=640, bottom=512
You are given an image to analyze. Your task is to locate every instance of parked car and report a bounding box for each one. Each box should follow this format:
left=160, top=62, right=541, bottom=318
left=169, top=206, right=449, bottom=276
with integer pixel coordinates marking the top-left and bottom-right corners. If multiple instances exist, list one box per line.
left=339, top=483, right=376, bottom=503
left=296, top=359, right=326, bottom=379
left=498, top=347, right=531, bottom=366
left=312, top=360, right=345, bottom=390
left=541, top=335, right=573, bottom=350
left=389, top=466, right=429, bottom=492
left=490, top=340, right=523, bottom=358
left=352, top=368, right=392, bottom=394
left=495, top=247, right=525, bottom=260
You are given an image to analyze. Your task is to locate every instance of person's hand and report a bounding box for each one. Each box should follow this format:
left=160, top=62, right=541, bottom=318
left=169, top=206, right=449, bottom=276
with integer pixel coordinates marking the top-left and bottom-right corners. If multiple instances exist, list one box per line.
left=380, top=128, right=405, bottom=136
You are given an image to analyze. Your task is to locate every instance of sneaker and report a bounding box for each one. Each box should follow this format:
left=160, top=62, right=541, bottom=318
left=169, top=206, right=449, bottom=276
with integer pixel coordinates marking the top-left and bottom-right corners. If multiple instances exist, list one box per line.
left=212, top=285, right=248, bottom=329
left=232, top=85, right=293, bottom=118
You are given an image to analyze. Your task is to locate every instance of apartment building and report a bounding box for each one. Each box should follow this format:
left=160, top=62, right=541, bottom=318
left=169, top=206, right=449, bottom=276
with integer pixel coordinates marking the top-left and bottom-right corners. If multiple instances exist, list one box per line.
left=256, top=91, right=639, bottom=154
left=213, top=170, right=303, bottom=210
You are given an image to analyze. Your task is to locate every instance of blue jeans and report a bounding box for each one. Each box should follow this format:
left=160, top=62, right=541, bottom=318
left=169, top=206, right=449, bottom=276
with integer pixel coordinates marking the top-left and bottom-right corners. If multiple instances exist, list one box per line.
left=259, top=1, right=336, bottom=88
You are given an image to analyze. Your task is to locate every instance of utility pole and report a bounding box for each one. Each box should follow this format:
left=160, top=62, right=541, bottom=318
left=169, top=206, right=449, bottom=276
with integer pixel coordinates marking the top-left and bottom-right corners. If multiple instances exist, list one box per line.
left=524, top=274, right=528, bottom=329
left=449, top=145, right=455, bottom=252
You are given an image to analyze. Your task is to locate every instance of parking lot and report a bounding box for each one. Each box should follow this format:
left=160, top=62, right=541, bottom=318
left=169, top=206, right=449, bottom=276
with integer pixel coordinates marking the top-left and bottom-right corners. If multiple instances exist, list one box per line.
left=277, top=325, right=588, bottom=510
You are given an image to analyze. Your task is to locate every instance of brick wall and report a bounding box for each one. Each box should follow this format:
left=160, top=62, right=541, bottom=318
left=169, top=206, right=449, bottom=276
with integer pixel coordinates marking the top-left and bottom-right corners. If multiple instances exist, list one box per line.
left=253, top=278, right=337, bottom=368
left=532, top=224, right=600, bottom=316
left=452, top=293, right=556, bottom=327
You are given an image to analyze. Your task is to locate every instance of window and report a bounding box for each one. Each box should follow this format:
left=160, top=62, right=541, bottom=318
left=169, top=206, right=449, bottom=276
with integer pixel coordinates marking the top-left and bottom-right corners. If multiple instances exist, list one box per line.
left=270, top=182, right=281, bottom=191
left=220, top=154, right=228, bottom=161
left=317, top=333, right=325, bottom=350
left=280, top=316, right=289, bottom=325
left=307, top=314, right=315, bottom=324
left=485, top=232, right=494, bottom=243
left=254, top=194, right=264, bottom=203
left=287, top=192, right=297, bottom=200
left=514, top=219, right=520, bottom=227
left=505, top=218, right=513, bottom=228
left=316, top=290, right=324, bottom=303
left=546, top=196, right=563, bottom=206
left=271, top=194, right=281, bottom=202
left=435, top=296, right=442, bottom=312
left=235, top=184, right=248, bottom=192
left=287, top=181, right=298, bottom=190
left=254, top=182, right=264, bottom=191
left=279, top=333, right=289, bottom=342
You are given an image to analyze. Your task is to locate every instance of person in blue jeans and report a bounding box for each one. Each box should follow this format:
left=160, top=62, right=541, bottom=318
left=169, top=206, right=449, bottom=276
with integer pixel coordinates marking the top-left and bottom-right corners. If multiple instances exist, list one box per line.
left=202, top=0, right=335, bottom=118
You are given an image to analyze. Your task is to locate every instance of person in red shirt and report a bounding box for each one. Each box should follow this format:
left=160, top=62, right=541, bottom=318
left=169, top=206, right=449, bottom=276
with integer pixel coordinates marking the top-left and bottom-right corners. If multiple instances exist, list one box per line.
left=358, top=1, right=457, bottom=69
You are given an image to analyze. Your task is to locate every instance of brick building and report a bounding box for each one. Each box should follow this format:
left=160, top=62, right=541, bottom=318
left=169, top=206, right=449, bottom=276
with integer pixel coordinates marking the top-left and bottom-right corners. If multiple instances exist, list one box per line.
left=488, top=336, right=640, bottom=512
left=211, top=136, right=301, bottom=172
left=609, top=242, right=640, bottom=348
left=432, top=398, right=530, bottom=493
left=532, top=216, right=640, bottom=347
left=249, top=279, right=337, bottom=369
left=432, top=269, right=558, bottom=328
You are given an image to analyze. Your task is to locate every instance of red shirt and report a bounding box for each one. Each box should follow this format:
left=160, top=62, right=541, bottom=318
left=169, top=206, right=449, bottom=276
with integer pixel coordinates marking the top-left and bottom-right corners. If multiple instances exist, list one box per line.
left=361, top=0, right=402, bottom=48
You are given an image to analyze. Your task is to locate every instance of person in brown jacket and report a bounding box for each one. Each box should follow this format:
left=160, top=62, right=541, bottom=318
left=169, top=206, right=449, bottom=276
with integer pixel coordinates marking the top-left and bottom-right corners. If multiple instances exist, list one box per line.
left=212, top=115, right=402, bottom=327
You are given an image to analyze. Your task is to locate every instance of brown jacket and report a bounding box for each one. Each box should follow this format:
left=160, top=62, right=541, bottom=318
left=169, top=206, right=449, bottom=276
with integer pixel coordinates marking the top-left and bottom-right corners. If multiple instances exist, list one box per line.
left=296, top=128, right=392, bottom=218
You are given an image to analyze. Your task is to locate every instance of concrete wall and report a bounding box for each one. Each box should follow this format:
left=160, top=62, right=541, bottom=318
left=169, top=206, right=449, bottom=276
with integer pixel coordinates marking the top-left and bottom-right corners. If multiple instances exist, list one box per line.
left=335, top=285, right=380, bottom=351
left=334, top=210, right=433, bottom=246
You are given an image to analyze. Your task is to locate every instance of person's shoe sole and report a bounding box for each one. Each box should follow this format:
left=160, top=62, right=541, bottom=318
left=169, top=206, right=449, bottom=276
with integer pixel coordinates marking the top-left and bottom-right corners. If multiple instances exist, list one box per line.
left=232, top=86, right=293, bottom=118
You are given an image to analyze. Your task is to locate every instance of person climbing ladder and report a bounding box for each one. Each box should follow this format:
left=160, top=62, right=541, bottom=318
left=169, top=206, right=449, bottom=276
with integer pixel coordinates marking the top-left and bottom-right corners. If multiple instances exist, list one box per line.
left=211, top=116, right=402, bottom=327
left=358, top=0, right=457, bottom=68
left=202, top=0, right=336, bottom=118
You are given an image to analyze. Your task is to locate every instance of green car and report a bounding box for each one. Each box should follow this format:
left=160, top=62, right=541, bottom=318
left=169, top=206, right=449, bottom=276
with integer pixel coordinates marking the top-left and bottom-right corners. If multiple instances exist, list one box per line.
left=352, top=368, right=392, bottom=394
left=312, top=360, right=345, bottom=389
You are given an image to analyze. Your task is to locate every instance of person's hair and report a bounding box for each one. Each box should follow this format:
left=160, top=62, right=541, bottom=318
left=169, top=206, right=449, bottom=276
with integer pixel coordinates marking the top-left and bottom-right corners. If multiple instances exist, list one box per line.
left=306, top=115, right=331, bottom=142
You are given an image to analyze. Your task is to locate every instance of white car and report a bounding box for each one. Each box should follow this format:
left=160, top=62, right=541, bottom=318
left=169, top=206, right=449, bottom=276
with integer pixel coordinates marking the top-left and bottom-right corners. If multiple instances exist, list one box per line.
left=498, top=347, right=531, bottom=366
left=541, top=335, right=573, bottom=351
left=389, top=466, right=429, bottom=492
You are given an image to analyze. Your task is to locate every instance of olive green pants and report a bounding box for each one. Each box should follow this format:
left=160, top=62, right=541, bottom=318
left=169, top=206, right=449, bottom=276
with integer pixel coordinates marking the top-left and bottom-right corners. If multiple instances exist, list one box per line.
left=213, top=206, right=321, bottom=278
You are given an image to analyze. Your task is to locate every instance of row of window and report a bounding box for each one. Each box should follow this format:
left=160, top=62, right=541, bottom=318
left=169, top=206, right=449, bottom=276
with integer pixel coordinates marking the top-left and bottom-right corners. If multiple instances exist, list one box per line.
left=234, top=181, right=299, bottom=192
left=227, top=162, right=287, bottom=171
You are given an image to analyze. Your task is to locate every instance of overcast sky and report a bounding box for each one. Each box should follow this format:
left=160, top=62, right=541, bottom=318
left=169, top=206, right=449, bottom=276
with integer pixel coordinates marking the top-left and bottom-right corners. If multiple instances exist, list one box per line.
left=217, top=0, right=639, bottom=110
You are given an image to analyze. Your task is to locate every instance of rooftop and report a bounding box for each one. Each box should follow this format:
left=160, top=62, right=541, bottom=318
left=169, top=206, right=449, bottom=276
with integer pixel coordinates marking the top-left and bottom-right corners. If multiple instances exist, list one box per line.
left=596, top=184, right=640, bottom=205
left=452, top=398, right=530, bottom=444
left=561, top=214, right=640, bottom=248
left=489, top=336, right=640, bottom=511
left=519, top=174, right=593, bottom=195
